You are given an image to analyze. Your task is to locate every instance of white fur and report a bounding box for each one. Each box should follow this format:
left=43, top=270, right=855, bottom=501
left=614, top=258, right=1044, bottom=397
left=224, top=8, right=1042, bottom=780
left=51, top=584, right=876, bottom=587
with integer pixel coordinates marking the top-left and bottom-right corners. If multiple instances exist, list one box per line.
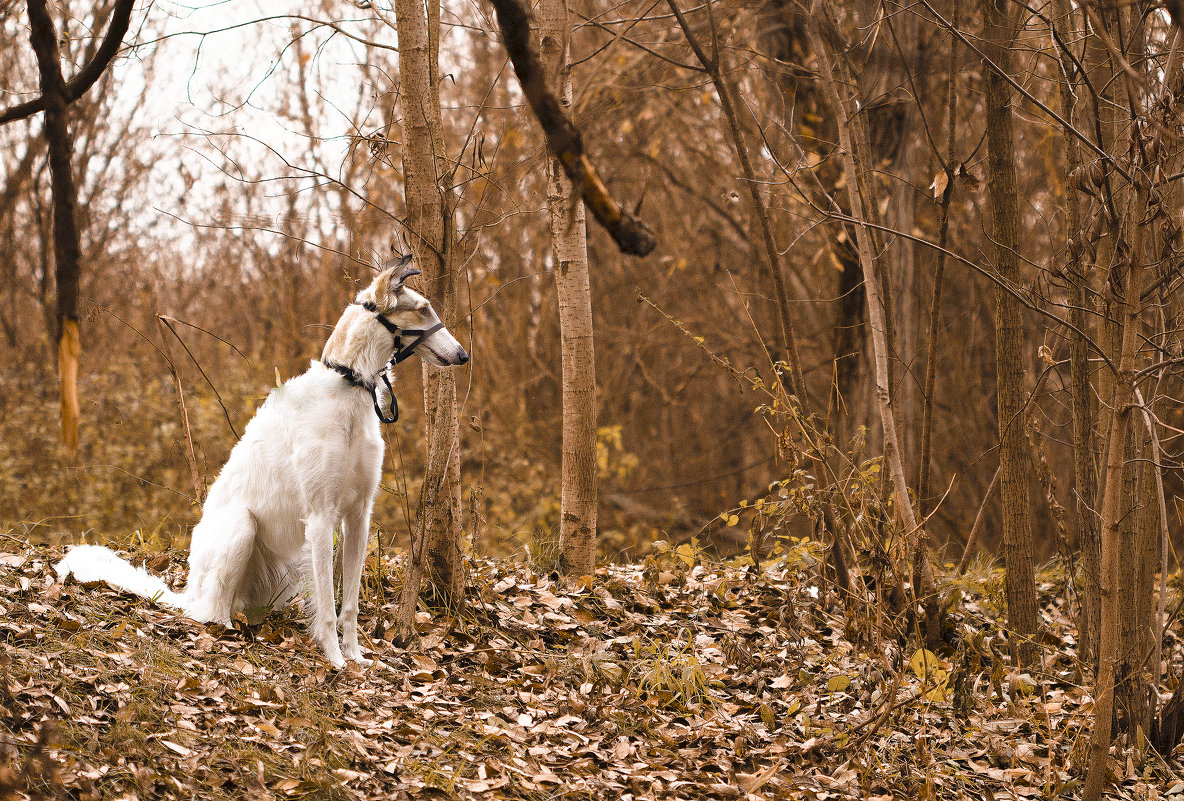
left=57, top=259, right=468, bottom=667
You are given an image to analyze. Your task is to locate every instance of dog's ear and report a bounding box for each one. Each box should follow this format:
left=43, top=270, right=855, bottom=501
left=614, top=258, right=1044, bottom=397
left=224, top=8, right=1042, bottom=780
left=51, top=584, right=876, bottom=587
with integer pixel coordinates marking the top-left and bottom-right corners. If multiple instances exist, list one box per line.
left=379, top=253, right=422, bottom=293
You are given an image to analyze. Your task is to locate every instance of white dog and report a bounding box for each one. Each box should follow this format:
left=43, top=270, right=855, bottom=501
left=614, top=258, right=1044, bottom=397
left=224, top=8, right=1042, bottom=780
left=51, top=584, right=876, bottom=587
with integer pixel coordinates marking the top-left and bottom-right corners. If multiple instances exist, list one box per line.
left=56, top=256, right=468, bottom=667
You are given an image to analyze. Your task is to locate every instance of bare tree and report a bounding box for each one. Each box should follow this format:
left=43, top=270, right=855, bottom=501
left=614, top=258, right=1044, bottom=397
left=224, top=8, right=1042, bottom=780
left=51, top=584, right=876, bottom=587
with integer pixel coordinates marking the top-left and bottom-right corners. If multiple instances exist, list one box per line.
left=1083, top=180, right=1151, bottom=801
left=391, top=0, right=466, bottom=629
left=980, top=0, right=1037, bottom=666
left=1049, top=0, right=1100, bottom=671
left=538, top=0, right=597, bottom=576
left=3, top=0, right=136, bottom=457
left=807, top=0, right=921, bottom=566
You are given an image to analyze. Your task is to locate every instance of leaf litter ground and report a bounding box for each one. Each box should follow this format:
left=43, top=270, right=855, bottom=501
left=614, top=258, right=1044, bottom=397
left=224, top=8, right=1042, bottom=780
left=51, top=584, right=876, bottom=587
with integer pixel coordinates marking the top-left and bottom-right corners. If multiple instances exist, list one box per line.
left=0, top=541, right=1179, bottom=800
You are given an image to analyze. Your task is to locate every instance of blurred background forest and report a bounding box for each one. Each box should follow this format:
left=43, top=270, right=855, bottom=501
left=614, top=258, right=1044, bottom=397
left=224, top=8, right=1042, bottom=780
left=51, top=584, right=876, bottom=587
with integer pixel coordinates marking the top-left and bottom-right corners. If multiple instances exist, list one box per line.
left=0, top=0, right=1179, bottom=568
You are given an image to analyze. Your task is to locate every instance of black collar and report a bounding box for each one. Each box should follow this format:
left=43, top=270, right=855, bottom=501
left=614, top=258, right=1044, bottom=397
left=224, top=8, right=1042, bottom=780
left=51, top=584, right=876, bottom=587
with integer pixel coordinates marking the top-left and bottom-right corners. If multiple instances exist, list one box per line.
left=323, top=361, right=373, bottom=391
left=322, top=360, right=400, bottom=424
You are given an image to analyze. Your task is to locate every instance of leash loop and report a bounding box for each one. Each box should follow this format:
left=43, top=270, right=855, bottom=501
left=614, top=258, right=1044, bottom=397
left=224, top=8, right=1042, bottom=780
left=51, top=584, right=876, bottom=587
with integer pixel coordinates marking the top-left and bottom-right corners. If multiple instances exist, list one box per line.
left=372, top=370, right=399, bottom=423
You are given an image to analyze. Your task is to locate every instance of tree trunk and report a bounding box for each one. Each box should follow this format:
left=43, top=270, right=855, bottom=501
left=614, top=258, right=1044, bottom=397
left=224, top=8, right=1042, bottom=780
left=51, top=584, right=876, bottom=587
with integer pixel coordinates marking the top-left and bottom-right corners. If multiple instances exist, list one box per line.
left=981, top=0, right=1038, bottom=667
left=807, top=0, right=921, bottom=551
left=1113, top=10, right=1157, bottom=744
left=1135, top=386, right=1169, bottom=685
left=1082, top=190, right=1150, bottom=801
left=393, top=0, right=465, bottom=631
left=1050, top=0, right=1100, bottom=673
left=1109, top=404, right=1154, bottom=738
left=757, top=0, right=867, bottom=446
left=1080, top=0, right=1128, bottom=683
left=26, top=0, right=83, bottom=457
left=539, top=0, right=597, bottom=577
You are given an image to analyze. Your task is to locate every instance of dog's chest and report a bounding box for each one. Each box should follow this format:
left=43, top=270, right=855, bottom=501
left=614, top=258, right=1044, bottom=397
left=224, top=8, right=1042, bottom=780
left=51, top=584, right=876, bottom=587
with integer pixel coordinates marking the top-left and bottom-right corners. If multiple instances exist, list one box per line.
left=340, top=402, right=384, bottom=470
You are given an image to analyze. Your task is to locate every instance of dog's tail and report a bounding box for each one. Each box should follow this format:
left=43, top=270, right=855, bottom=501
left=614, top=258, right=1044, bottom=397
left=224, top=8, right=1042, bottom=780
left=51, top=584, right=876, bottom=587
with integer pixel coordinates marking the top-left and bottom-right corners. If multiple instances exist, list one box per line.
left=55, top=545, right=185, bottom=608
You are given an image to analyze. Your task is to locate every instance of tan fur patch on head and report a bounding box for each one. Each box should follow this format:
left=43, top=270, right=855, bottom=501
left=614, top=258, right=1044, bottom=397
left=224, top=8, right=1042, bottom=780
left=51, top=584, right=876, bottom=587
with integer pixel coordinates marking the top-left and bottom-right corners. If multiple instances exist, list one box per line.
left=358, top=257, right=418, bottom=312
left=356, top=267, right=396, bottom=311
left=372, top=269, right=393, bottom=304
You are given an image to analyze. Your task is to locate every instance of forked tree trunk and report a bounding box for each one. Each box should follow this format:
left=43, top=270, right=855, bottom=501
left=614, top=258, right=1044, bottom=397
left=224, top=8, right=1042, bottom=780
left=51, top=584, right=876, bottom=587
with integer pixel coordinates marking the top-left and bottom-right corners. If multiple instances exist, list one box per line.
left=981, top=0, right=1038, bottom=666
left=807, top=0, right=921, bottom=559
left=1082, top=186, right=1150, bottom=801
left=393, top=0, right=465, bottom=630
left=539, top=0, right=597, bottom=577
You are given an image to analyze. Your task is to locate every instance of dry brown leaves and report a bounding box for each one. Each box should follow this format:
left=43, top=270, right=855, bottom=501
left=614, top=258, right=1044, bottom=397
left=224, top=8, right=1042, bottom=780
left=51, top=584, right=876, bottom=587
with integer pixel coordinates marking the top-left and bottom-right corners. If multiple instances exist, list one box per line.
left=0, top=543, right=1178, bottom=800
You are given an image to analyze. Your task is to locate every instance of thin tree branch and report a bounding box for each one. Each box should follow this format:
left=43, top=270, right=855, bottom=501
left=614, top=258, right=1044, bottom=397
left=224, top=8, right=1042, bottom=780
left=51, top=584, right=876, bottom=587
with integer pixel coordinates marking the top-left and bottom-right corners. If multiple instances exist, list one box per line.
left=0, top=0, right=136, bottom=125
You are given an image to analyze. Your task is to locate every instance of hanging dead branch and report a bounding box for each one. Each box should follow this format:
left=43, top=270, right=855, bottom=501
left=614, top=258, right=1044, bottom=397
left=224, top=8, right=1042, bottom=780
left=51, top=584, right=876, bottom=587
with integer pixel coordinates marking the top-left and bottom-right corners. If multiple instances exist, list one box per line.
left=488, top=0, right=656, bottom=256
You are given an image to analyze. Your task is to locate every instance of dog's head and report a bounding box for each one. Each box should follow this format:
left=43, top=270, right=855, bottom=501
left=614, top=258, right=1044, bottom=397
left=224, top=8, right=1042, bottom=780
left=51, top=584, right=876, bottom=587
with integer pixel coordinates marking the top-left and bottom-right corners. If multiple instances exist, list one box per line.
left=357, top=254, right=469, bottom=367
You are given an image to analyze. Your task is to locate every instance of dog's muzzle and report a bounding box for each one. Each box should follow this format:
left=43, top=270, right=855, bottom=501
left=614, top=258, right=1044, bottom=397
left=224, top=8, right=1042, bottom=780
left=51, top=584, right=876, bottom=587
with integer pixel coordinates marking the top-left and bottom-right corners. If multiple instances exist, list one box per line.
left=390, top=322, right=446, bottom=364
left=361, top=300, right=468, bottom=366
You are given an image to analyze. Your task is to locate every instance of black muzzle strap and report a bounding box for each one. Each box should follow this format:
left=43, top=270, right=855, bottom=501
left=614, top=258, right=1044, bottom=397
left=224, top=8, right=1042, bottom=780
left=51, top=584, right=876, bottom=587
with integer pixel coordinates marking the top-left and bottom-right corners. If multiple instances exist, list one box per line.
left=391, top=322, right=445, bottom=364
left=360, top=301, right=445, bottom=365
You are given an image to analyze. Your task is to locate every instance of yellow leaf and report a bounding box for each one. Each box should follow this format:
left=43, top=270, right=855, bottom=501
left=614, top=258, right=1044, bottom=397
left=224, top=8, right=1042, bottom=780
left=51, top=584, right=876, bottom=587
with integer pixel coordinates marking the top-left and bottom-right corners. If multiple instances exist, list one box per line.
left=909, top=648, right=940, bottom=680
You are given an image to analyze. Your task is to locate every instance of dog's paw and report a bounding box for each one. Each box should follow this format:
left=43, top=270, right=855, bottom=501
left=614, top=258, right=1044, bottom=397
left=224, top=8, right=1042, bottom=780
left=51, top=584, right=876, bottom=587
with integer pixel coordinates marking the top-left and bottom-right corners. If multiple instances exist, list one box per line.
left=344, top=651, right=373, bottom=667
left=341, top=638, right=371, bottom=666
left=315, top=638, right=346, bottom=668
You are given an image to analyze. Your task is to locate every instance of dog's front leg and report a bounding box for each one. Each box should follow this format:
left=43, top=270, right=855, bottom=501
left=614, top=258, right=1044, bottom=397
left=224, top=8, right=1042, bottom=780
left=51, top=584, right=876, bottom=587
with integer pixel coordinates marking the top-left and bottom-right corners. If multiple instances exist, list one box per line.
left=338, top=502, right=373, bottom=665
left=306, top=512, right=346, bottom=668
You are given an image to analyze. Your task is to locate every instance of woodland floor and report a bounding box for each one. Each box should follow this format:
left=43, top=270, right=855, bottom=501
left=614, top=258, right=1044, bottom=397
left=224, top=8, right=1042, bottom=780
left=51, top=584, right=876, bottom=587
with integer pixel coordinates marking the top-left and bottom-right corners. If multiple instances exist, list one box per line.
left=0, top=536, right=1181, bottom=800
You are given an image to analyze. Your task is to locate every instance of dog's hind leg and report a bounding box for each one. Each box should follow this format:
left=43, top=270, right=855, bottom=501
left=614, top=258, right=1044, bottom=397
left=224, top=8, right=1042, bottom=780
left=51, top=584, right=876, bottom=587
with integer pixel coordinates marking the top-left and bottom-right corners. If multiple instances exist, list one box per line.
left=305, top=511, right=346, bottom=668
left=183, top=506, right=257, bottom=626
left=338, top=500, right=373, bottom=665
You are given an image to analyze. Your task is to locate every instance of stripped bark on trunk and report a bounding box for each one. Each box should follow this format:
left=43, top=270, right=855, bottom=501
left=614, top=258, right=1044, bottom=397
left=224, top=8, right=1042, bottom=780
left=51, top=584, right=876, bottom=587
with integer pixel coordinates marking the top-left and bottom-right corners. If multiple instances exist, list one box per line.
left=26, top=0, right=84, bottom=457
